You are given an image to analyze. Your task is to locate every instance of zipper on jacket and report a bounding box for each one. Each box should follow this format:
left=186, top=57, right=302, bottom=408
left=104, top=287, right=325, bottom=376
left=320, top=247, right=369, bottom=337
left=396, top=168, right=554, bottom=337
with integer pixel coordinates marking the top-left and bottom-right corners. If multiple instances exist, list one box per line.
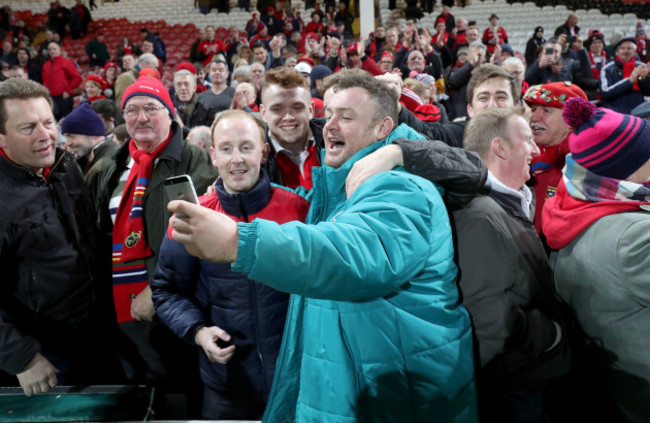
left=29, top=271, right=40, bottom=314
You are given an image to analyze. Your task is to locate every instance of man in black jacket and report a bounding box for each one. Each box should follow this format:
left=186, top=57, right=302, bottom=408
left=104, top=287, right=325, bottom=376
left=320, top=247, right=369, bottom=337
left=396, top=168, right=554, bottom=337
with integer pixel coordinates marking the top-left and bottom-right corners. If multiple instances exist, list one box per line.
left=173, top=69, right=218, bottom=132
left=0, top=78, right=117, bottom=395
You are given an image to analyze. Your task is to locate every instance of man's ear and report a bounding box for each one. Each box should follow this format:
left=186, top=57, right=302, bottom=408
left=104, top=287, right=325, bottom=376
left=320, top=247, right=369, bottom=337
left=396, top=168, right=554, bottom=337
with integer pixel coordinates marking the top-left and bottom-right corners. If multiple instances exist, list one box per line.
left=466, top=103, right=474, bottom=118
left=259, top=104, right=267, bottom=122
left=377, top=116, right=394, bottom=140
left=260, top=141, right=270, bottom=164
left=490, top=137, right=508, bottom=160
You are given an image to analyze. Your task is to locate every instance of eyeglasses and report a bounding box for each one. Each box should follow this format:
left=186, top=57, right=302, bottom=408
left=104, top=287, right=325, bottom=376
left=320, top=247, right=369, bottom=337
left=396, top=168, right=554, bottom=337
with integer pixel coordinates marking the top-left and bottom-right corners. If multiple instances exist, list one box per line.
left=124, top=104, right=165, bottom=118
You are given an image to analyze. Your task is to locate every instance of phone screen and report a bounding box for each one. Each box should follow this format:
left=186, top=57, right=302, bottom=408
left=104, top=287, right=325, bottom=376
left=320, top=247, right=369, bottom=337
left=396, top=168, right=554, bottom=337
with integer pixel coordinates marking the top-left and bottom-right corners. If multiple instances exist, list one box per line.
left=164, top=175, right=199, bottom=205
left=545, top=47, right=554, bottom=55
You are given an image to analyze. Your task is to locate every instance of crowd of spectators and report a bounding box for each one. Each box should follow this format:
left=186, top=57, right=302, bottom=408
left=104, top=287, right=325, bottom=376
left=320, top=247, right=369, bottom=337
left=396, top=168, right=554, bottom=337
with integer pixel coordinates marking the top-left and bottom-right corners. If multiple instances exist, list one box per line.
left=1, top=0, right=650, bottom=421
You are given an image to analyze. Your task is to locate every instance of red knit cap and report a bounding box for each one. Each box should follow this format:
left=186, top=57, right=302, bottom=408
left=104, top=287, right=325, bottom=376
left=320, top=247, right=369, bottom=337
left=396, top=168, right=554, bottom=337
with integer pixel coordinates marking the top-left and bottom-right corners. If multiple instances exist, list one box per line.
left=400, top=86, right=423, bottom=112
left=414, top=104, right=442, bottom=122
left=85, top=74, right=105, bottom=90
left=380, top=51, right=394, bottom=62
left=312, top=97, right=324, bottom=118
left=524, top=81, right=587, bottom=109
left=564, top=96, right=650, bottom=179
left=176, top=62, right=197, bottom=74
left=305, top=32, right=319, bottom=41
left=121, top=75, right=175, bottom=118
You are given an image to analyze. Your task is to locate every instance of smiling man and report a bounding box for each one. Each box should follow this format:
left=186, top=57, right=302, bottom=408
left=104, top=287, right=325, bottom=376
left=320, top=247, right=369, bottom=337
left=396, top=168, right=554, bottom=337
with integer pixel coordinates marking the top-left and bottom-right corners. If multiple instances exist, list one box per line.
left=61, top=102, right=116, bottom=176
left=260, top=67, right=323, bottom=189
left=524, top=81, right=586, bottom=232
left=89, top=76, right=217, bottom=410
left=151, top=110, right=309, bottom=420
left=167, top=69, right=478, bottom=422
left=0, top=78, right=116, bottom=396
left=601, top=37, right=650, bottom=114
left=454, top=107, right=568, bottom=422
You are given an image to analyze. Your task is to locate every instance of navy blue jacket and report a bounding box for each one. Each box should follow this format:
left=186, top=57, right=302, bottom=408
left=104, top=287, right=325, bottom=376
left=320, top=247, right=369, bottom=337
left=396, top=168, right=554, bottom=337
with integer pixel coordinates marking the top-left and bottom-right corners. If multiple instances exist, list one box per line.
left=151, top=173, right=309, bottom=393
left=600, top=57, right=650, bottom=114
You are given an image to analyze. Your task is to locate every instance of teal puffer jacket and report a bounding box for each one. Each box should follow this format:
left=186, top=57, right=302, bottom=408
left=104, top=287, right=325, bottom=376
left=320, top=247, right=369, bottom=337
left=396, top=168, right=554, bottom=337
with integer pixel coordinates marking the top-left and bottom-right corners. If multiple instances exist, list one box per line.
left=234, top=124, right=478, bottom=422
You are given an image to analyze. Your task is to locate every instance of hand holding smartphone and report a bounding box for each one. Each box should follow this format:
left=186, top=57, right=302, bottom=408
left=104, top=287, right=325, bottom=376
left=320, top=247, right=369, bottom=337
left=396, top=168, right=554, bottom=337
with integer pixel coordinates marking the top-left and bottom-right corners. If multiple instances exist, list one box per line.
left=164, top=175, right=198, bottom=217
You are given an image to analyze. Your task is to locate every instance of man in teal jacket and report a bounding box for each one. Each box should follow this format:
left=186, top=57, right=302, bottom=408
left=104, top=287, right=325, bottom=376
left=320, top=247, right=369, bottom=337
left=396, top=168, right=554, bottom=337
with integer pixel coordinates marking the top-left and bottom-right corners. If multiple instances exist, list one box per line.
left=168, top=69, right=478, bottom=422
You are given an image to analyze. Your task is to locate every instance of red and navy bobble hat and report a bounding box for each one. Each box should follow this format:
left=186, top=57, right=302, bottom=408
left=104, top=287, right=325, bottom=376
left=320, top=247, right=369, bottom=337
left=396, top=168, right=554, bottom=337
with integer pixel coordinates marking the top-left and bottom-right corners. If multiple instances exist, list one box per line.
left=121, top=75, right=175, bottom=119
left=564, top=96, right=650, bottom=179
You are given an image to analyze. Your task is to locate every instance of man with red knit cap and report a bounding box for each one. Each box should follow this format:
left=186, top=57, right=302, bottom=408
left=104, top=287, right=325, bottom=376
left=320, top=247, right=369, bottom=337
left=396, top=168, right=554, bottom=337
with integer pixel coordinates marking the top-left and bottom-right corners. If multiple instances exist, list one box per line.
left=523, top=81, right=587, bottom=233
left=88, top=76, right=217, bottom=415
left=543, top=96, right=650, bottom=422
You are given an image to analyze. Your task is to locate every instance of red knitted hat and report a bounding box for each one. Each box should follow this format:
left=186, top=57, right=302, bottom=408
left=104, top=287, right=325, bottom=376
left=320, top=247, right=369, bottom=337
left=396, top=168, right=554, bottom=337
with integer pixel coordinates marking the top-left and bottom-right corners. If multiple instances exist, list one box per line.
left=524, top=81, right=587, bottom=109
left=176, top=62, right=197, bottom=74
left=121, top=75, right=175, bottom=118
left=564, top=97, right=650, bottom=179
left=399, top=86, right=423, bottom=112
left=312, top=97, right=324, bottom=118
left=414, top=104, right=442, bottom=122
left=85, top=74, right=105, bottom=90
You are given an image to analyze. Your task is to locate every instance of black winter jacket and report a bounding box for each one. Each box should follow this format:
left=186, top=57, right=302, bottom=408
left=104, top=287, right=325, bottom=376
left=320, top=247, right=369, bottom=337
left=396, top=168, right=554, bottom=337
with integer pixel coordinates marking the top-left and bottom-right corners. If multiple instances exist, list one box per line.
left=0, top=149, right=97, bottom=375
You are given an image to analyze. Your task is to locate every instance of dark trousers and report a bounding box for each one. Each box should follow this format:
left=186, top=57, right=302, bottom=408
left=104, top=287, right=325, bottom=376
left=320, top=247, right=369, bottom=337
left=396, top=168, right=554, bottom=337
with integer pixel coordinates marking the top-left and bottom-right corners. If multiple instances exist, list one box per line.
left=117, top=320, right=202, bottom=419
left=52, top=95, right=73, bottom=120
left=202, top=384, right=268, bottom=420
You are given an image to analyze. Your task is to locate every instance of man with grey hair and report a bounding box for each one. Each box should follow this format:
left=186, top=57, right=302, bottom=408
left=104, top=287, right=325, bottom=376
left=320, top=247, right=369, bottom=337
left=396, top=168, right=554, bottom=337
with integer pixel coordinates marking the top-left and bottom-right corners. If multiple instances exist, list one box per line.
left=230, top=82, right=258, bottom=113
left=166, top=69, right=479, bottom=422
left=186, top=125, right=212, bottom=155
left=173, top=68, right=218, bottom=130
left=114, top=52, right=159, bottom=106
left=501, top=56, right=526, bottom=100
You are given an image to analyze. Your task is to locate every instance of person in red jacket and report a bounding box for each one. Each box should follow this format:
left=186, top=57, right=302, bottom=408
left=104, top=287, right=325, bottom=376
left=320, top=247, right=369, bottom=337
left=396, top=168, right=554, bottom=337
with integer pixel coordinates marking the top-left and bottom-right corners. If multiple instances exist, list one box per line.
left=523, top=81, right=586, bottom=234
left=41, top=41, right=81, bottom=120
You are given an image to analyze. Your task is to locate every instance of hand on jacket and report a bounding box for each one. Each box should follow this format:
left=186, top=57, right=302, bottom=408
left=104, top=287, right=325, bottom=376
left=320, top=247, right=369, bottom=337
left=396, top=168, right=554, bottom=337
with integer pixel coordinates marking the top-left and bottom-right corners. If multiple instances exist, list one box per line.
left=131, top=284, right=156, bottom=321
left=505, top=307, right=560, bottom=357
left=346, top=144, right=403, bottom=197
left=168, top=200, right=239, bottom=262
left=17, top=353, right=59, bottom=396
left=195, top=326, right=236, bottom=364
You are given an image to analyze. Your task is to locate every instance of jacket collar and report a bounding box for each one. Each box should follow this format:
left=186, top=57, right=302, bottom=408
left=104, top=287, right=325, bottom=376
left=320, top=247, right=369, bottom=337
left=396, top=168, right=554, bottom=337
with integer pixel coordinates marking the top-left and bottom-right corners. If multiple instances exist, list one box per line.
left=215, top=170, right=271, bottom=219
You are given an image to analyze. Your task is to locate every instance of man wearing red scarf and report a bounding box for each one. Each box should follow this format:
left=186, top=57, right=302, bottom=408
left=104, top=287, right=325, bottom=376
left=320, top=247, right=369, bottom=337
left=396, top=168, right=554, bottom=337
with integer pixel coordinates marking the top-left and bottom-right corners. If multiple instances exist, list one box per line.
left=89, top=76, right=217, bottom=407
left=601, top=37, right=650, bottom=114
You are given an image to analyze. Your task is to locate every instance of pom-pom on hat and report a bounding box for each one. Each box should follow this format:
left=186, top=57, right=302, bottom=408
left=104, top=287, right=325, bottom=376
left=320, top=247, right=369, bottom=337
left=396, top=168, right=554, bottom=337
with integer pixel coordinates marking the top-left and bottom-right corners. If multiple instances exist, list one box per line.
left=121, top=75, right=175, bottom=118
left=60, top=103, right=105, bottom=136
left=563, top=96, right=650, bottom=179
left=524, top=81, right=587, bottom=109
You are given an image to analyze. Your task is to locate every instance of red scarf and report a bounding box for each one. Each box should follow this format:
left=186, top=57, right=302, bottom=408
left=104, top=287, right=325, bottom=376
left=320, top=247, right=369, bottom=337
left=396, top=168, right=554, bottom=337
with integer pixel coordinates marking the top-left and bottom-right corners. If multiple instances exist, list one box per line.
left=620, top=55, right=640, bottom=91
left=111, top=135, right=171, bottom=323
left=542, top=179, right=647, bottom=249
left=589, top=50, right=606, bottom=80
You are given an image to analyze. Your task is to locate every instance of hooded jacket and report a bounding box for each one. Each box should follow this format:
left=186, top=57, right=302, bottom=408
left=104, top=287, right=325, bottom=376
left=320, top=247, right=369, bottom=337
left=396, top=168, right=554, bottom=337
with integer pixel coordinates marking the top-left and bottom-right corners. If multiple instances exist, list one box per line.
left=233, top=124, right=478, bottom=422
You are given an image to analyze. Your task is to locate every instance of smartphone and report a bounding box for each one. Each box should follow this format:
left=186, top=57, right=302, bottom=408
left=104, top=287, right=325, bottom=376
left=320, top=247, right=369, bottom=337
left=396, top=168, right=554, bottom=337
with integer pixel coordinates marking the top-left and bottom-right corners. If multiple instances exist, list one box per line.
left=545, top=47, right=554, bottom=55
left=568, top=35, right=577, bottom=43
left=164, top=174, right=199, bottom=205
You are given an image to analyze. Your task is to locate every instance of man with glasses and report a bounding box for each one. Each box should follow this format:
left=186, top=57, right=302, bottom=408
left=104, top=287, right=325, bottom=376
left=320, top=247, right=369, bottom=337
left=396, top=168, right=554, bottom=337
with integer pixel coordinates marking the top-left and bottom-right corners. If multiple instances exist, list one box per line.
left=88, top=76, right=217, bottom=418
